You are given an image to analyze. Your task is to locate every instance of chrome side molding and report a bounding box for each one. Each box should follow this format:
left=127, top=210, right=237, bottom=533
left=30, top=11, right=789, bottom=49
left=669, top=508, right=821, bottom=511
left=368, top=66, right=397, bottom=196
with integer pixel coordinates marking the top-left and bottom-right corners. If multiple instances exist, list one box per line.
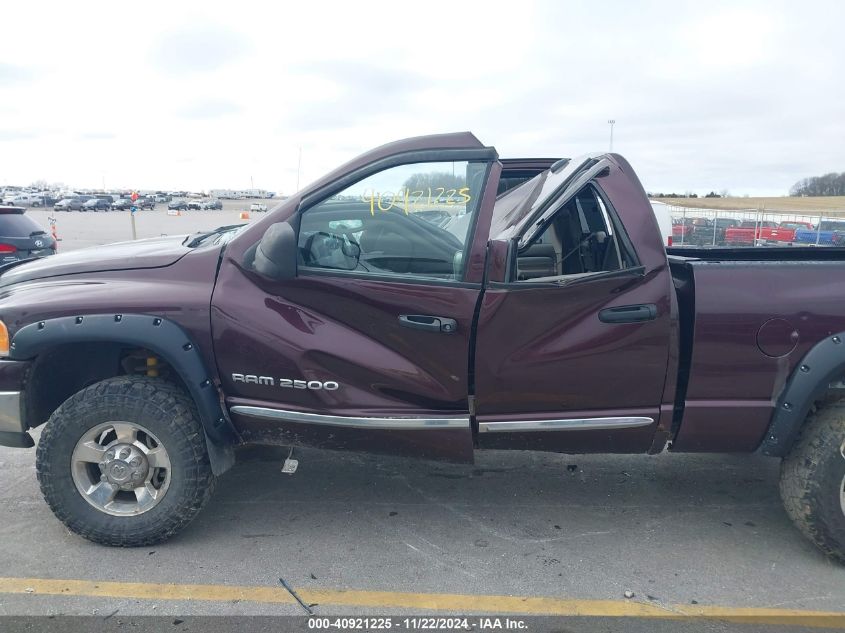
left=478, top=417, right=654, bottom=433
left=229, top=406, right=469, bottom=430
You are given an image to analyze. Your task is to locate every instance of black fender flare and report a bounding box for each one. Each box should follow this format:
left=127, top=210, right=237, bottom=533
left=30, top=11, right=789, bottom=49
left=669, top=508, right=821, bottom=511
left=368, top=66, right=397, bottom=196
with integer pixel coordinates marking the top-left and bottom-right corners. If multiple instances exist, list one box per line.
left=760, top=332, right=845, bottom=456
left=10, top=313, right=236, bottom=474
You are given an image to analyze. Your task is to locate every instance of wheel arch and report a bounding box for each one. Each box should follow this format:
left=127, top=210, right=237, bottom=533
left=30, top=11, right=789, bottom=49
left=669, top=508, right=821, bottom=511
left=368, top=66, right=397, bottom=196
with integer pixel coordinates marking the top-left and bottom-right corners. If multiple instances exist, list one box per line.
left=761, top=332, right=845, bottom=456
left=11, top=313, right=237, bottom=474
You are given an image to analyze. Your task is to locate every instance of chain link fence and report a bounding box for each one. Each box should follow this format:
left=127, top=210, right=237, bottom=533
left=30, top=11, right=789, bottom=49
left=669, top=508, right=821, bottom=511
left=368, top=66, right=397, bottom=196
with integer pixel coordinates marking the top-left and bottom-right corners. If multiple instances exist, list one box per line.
left=667, top=205, right=845, bottom=247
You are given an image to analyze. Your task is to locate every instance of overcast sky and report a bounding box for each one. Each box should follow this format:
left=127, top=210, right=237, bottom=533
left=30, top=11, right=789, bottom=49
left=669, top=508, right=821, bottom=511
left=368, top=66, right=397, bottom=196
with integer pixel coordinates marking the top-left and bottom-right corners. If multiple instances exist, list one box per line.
left=2, top=0, right=843, bottom=196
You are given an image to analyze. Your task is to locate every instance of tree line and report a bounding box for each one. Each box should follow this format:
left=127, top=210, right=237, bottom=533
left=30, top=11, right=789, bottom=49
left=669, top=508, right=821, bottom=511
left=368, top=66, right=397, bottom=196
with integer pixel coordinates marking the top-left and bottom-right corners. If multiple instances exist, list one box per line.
left=646, top=191, right=728, bottom=199
left=790, top=172, right=845, bottom=197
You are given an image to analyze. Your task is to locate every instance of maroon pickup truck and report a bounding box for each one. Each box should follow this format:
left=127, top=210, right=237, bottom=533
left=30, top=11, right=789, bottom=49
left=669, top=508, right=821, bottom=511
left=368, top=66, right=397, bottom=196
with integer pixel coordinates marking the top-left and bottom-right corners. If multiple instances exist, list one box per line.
left=0, top=132, right=844, bottom=563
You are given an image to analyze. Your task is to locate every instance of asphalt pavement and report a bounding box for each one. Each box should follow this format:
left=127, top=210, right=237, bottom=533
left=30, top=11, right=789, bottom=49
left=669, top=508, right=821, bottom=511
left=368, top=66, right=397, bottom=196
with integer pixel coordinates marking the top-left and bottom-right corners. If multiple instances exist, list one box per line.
left=1, top=433, right=844, bottom=627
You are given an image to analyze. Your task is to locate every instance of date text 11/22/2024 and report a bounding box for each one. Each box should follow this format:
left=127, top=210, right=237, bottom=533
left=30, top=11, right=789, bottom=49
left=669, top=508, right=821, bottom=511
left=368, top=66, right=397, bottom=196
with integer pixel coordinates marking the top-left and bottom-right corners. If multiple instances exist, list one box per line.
left=307, top=617, right=527, bottom=630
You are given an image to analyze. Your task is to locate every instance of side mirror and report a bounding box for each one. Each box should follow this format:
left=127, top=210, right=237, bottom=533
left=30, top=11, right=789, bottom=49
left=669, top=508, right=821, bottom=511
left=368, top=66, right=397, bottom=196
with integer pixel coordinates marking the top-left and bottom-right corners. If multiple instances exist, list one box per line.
left=252, top=222, right=297, bottom=281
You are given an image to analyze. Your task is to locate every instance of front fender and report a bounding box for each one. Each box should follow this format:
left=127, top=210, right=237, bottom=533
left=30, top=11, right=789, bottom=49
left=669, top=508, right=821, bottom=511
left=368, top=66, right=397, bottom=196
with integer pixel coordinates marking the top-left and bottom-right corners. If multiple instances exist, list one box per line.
left=10, top=313, right=237, bottom=473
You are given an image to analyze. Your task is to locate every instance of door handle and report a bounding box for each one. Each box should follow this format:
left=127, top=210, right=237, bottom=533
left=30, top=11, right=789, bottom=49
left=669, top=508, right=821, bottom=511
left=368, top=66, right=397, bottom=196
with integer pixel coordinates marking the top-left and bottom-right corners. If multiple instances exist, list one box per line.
left=398, top=314, right=458, bottom=333
left=598, top=304, right=657, bottom=324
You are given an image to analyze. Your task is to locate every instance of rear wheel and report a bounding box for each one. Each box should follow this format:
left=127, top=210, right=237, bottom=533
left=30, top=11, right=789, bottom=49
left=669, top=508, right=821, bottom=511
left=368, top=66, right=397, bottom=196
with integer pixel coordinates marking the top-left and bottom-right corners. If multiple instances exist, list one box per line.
left=36, top=376, right=216, bottom=546
left=780, top=397, right=845, bottom=564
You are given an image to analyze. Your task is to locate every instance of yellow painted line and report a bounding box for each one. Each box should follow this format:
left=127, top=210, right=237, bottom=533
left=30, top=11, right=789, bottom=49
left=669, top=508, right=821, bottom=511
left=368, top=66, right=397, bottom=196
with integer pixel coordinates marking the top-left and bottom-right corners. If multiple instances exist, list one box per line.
left=0, top=577, right=844, bottom=628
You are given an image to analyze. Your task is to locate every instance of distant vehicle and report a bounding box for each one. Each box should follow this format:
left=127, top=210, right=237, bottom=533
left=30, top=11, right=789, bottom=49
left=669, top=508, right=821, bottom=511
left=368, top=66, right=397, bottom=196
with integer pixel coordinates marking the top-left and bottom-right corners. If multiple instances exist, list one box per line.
left=82, top=198, right=111, bottom=212
left=766, top=221, right=815, bottom=244
left=794, top=221, right=845, bottom=246
left=155, top=195, right=171, bottom=203
left=723, top=220, right=779, bottom=246
left=186, top=201, right=203, bottom=211
left=203, top=199, right=223, bottom=210
left=95, top=195, right=115, bottom=205
left=3, top=194, right=47, bottom=207
left=168, top=200, right=188, bottom=211
left=54, top=197, right=85, bottom=211
left=0, top=205, right=56, bottom=262
left=689, top=217, right=740, bottom=246
left=110, top=199, right=133, bottom=211
left=671, top=217, right=703, bottom=243
left=135, top=198, right=155, bottom=210
left=250, top=202, right=268, bottom=212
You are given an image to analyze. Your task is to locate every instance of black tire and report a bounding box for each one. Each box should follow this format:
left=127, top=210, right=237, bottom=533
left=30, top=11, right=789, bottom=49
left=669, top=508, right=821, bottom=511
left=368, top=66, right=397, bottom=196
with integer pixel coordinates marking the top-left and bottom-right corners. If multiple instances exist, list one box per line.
left=36, top=376, right=216, bottom=546
left=780, top=398, right=845, bottom=564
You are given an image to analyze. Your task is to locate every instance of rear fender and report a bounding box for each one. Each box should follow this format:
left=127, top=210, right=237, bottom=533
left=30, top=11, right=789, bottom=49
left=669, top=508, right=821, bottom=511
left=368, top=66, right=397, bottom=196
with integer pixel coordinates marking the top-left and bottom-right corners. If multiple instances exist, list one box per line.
left=760, top=331, right=845, bottom=456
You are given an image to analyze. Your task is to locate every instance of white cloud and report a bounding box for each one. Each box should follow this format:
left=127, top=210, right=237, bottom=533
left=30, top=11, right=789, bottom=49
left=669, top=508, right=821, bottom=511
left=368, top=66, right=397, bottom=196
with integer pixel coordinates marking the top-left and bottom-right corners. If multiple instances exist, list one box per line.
left=0, top=0, right=842, bottom=195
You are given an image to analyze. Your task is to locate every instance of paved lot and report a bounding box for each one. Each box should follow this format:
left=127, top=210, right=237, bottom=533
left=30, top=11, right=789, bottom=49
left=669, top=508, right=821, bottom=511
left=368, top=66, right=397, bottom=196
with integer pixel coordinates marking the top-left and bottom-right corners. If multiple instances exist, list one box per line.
left=1, top=204, right=844, bottom=629
left=1, top=434, right=844, bottom=626
left=26, top=202, right=271, bottom=251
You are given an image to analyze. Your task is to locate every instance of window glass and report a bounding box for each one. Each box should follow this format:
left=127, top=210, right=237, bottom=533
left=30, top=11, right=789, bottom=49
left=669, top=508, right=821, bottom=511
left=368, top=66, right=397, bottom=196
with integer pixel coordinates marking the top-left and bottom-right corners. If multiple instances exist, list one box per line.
left=515, top=184, right=636, bottom=281
left=298, top=161, right=486, bottom=281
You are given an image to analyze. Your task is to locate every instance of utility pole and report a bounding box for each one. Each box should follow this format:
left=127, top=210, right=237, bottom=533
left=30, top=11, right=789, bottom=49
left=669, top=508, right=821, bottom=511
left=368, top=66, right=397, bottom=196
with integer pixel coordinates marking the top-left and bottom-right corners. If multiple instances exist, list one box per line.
left=608, top=119, right=616, bottom=152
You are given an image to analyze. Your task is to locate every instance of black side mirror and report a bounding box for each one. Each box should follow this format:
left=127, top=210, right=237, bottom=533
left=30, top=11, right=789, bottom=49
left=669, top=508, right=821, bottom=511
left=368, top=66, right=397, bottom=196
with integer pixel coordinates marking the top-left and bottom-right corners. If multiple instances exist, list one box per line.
left=252, top=222, right=297, bottom=281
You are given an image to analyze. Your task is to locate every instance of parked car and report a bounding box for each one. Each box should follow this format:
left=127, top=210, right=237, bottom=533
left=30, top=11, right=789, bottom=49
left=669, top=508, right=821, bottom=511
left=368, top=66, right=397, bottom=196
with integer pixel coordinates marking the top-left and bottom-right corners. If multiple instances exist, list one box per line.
left=688, top=217, right=740, bottom=246
left=110, top=198, right=133, bottom=211
left=54, top=197, right=85, bottom=211
left=765, top=221, right=815, bottom=244
left=723, top=220, right=780, bottom=246
left=250, top=202, right=268, bottom=212
left=4, top=194, right=44, bottom=207
left=671, top=217, right=701, bottom=243
left=203, top=199, right=223, bottom=210
left=0, top=205, right=56, bottom=263
left=794, top=220, right=845, bottom=246
left=155, top=194, right=171, bottom=203
left=168, top=200, right=188, bottom=211
left=5, top=133, right=845, bottom=565
left=186, top=201, right=203, bottom=211
left=135, top=198, right=155, bottom=210
left=81, top=198, right=111, bottom=212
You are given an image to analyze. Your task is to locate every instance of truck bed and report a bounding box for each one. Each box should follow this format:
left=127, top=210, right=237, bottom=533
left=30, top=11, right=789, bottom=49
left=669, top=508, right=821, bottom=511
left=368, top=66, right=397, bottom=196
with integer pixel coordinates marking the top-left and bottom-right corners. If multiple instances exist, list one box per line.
left=667, top=250, right=845, bottom=451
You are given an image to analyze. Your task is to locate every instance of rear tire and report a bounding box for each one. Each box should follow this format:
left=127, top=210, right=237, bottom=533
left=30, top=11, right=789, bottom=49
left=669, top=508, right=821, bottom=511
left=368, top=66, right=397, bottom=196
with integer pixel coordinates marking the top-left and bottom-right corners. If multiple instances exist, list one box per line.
left=780, top=398, right=845, bottom=564
left=36, top=376, right=216, bottom=546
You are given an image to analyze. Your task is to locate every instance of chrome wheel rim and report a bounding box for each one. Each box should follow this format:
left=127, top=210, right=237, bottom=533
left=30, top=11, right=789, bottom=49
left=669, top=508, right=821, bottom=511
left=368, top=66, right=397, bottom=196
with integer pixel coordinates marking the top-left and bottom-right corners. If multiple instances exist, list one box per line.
left=71, top=422, right=171, bottom=516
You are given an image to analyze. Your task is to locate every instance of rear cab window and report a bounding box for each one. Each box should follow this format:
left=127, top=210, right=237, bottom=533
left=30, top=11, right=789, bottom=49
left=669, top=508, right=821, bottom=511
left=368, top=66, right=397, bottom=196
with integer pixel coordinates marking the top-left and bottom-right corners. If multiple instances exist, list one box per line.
left=513, top=184, right=639, bottom=282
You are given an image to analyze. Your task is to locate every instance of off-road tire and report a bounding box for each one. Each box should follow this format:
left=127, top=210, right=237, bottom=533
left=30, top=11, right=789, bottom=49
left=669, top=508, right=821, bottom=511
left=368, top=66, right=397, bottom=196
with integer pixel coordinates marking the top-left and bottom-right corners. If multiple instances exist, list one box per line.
left=780, top=398, right=845, bottom=564
left=36, top=376, right=216, bottom=546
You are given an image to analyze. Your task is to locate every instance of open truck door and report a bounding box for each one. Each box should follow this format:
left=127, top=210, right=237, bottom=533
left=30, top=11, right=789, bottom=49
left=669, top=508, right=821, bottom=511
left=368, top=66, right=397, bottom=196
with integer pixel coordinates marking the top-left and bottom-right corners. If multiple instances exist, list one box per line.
left=474, top=155, right=675, bottom=453
left=214, top=133, right=502, bottom=463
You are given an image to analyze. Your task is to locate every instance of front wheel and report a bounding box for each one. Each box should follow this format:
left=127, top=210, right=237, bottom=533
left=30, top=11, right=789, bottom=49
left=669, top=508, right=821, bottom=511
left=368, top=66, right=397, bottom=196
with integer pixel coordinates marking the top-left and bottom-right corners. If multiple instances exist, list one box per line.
left=36, top=376, right=216, bottom=546
left=780, top=397, right=845, bottom=564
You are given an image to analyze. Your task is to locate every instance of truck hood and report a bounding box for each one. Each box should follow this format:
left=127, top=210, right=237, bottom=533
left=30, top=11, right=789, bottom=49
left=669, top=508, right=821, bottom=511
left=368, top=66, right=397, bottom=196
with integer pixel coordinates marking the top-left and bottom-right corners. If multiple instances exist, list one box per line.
left=0, top=234, right=191, bottom=287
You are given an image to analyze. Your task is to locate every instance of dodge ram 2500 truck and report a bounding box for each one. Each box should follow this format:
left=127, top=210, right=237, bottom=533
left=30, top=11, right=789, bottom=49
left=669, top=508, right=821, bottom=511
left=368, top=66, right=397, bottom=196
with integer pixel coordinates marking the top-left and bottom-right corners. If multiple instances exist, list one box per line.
left=0, top=132, right=843, bottom=563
